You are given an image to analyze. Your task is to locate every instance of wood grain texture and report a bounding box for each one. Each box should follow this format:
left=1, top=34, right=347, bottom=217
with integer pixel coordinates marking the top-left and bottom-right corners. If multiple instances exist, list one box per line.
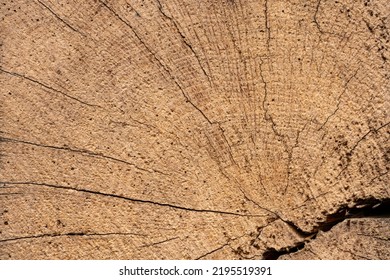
left=0, top=0, right=389, bottom=259
left=280, top=217, right=390, bottom=260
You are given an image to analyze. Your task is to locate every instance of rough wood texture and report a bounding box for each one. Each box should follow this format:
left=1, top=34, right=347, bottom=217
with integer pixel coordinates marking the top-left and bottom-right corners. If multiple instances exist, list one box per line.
left=280, top=218, right=390, bottom=260
left=0, top=0, right=389, bottom=259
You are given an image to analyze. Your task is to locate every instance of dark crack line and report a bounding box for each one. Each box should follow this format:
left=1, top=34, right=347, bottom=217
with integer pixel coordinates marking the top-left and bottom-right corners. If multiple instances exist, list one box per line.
left=140, top=236, right=179, bottom=248
left=314, top=0, right=323, bottom=34
left=262, top=197, right=390, bottom=259
left=239, top=189, right=279, bottom=219
left=258, top=174, right=271, bottom=199
left=264, top=0, right=271, bottom=52
left=108, top=119, right=152, bottom=130
left=0, top=136, right=168, bottom=175
left=216, top=123, right=239, bottom=167
left=99, top=0, right=212, bottom=125
left=356, top=233, right=389, bottom=242
left=1, top=181, right=263, bottom=217
left=155, top=0, right=213, bottom=87
left=0, top=68, right=99, bottom=108
left=184, top=95, right=213, bottom=124
left=260, top=57, right=291, bottom=195
left=239, top=189, right=313, bottom=239
left=259, top=59, right=285, bottom=141
left=37, top=0, right=85, bottom=36
left=283, top=122, right=309, bottom=194
left=98, top=0, right=165, bottom=72
left=195, top=243, right=230, bottom=260
left=194, top=234, right=247, bottom=260
left=312, top=0, right=344, bottom=38
left=365, top=171, right=389, bottom=191
left=0, top=232, right=143, bottom=243
left=318, top=68, right=360, bottom=131
left=347, top=121, right=389, bottom=158
left=262, top=242, right=306, bottom=260
left=336, top=121, right=389, bottom=179
left=260, top=59, right=270, bottom=123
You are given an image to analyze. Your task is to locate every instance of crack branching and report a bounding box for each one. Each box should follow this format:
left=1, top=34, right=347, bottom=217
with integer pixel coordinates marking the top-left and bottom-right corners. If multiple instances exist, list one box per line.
left=99, top=0, right=213, bottom=125
left=262, top=198, right=390, bottom=259
left=155, top=0, right=212, bottom=87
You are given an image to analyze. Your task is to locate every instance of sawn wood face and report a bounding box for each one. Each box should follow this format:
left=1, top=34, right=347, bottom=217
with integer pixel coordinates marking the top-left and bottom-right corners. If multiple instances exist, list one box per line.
left=0, top=0, right=389, bottom=259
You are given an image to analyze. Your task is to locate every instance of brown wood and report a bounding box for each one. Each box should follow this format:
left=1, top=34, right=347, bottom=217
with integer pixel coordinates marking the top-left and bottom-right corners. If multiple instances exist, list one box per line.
left=0, top=0, right=389, bottom=259
left=280, top=218, right=390, bottom=260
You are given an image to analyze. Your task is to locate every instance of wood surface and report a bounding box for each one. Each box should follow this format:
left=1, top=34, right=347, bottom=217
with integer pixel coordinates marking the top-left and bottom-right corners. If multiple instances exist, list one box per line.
left=0, top=0, right=389, bottom=259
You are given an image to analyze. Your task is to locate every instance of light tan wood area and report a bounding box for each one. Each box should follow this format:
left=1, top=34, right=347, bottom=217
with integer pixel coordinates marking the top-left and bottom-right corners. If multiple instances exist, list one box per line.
left=0, top=0, right=389, bottom=259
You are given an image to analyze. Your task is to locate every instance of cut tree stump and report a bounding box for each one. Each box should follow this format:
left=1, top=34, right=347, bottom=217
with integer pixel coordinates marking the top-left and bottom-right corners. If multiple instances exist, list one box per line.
left=0, top=0, right=389, bottom=259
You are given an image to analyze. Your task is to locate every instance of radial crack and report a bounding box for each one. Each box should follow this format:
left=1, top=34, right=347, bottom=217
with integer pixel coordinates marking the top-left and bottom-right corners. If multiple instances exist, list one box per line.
left=0, top=68, right=99, bottom=108
left=318, top=68, right=360, bottom=131
left=99, top=0, right=213, bottom=125
left=155, top=0, right=212, bottom=87
left=335, top=121, right=389, bottom=179
left=0, top=231, right=143, bottom=243
left=37, top=0, right=84, bottom=36
left=262, top=197, right=390, bottom=259
left=0, top=136, right=168, bottom=175
left=141, top=236, right=179, bottom=248
left=1, top=181, right=264, bottom=217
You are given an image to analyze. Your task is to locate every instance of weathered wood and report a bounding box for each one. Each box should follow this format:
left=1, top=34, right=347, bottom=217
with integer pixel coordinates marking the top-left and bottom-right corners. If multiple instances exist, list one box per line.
left=0, top=0, right=389, bottom=259
left=280, top=217, right=390, bottom=260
